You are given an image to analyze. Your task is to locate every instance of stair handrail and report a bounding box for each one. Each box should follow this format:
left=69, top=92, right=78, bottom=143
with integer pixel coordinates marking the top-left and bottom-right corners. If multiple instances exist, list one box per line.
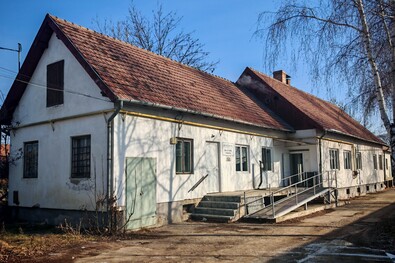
left=188, top=174, right=209, bottom=193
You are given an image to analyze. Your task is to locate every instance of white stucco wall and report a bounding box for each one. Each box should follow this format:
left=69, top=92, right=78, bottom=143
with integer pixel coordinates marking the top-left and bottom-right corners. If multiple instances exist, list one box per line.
left=112, top=114, right=284, bottom=207
left=13, top=33, right=113, bottom=126
left=8, top=32, right=113, bottom=210
left=321, top=139, right=389, bottom=189
left=8, top=115, right=108, bottom=210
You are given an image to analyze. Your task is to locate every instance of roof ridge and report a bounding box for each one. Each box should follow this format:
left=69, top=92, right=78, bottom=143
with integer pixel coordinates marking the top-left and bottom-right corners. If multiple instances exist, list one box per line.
left=48, top=14, right=233, bottom=85
left=247, top=67, right=383, bottom=145
left=247, top=67, right=341, bottom=110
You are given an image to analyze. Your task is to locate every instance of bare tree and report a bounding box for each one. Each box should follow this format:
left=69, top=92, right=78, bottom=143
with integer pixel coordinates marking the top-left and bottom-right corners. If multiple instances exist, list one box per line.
left=256, top=0, right=395, bottom=163
left=94, top=3, right=218, bottom=72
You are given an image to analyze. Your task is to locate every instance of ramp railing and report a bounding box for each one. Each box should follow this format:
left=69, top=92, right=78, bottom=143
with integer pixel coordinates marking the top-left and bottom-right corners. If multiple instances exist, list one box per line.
left=245, top=171, right=337, bottom=218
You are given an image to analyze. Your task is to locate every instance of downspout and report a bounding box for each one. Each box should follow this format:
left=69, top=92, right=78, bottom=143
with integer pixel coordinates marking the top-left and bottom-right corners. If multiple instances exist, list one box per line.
left=383, top=150, right=387, bottom=183
left=256, top=161, right=263, bottom=189
left=318, top=130, right=327, bottom=178
left=107, top=100, right=122, bottom=224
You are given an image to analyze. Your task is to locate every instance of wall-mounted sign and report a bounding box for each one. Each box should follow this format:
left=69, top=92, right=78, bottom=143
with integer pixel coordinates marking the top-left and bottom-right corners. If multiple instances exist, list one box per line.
left=222, top=143, right=234, bottom=156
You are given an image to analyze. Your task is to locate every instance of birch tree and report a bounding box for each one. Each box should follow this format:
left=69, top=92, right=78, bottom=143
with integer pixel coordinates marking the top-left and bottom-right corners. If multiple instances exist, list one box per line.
left=257, top=0, right=395, bottom=163
left=94, top=3, right=218, bottom=72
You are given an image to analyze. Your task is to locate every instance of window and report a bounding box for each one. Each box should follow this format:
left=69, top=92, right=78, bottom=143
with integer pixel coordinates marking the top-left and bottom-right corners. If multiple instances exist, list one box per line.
left=236, top=145, right=249, bottom=172
left=343, top=151, right=352, bottom=169
left=379, top=155, right=383, bottom=170
left=176, top=138, right=193, bottom=173
left=71, top=135, right=91, bottom=178
left=23, top=141, right=38, bottom=178
left=262, top=148, right=272, bottom=171
left=47, top=60, right=64, bottom=107
left=356, top=152, right=362, bottom=170
left=386, top=158, right=389, bottom=170
left=329, top=149, right=339, bottom=170
left=373, top=154, right=378, bottom=170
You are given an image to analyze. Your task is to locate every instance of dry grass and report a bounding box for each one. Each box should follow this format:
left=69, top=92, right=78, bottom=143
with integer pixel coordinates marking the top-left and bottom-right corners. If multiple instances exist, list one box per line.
left=0, top=223, right=93, bottom=263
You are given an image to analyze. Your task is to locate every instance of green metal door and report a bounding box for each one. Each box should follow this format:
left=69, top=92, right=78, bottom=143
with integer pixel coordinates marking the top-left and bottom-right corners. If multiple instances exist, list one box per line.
left=125, top=157, right=157, bottom=230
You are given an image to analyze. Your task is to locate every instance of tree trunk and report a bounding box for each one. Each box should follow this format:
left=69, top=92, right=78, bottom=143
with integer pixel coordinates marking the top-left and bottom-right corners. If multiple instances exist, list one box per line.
left=356, top=0, right=391, bottom=132
left=357, top=0, right=394, bottom=179
left=390, top=0, right=395, bottom=175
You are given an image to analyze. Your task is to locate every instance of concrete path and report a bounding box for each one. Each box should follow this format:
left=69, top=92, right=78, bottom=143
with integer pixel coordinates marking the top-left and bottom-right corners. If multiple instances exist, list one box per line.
left=74, top=189, right=395, bottom=262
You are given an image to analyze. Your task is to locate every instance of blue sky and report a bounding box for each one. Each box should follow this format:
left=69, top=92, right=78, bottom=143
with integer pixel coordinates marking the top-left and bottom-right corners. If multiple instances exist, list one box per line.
left=0, top=1, right=323, bottom=96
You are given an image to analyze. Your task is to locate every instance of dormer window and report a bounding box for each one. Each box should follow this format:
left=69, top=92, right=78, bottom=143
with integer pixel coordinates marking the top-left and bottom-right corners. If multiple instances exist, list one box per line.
left=47, top=60, right=64, bottom=107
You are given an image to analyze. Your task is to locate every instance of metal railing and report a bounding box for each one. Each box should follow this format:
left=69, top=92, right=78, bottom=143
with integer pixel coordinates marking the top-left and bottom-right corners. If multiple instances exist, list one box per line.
left=245, top=171, right=337, bottom=218
left=188, top=174, right=209, bottom=193
left=280, top=172, right=307, bottom=187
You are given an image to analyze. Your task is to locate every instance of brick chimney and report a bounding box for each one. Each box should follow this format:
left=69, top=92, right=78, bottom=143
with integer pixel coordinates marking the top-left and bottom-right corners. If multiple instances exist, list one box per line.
left=273, top=70, right=291, bottom=85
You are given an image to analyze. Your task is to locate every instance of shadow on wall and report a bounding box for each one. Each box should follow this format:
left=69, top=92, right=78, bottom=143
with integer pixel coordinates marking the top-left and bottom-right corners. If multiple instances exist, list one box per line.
left=116, top=115, right=201, bottom=225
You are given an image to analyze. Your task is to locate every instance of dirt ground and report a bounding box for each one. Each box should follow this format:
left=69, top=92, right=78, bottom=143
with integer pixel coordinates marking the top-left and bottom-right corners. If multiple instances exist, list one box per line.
left=2, top=188, right=395, bottom=262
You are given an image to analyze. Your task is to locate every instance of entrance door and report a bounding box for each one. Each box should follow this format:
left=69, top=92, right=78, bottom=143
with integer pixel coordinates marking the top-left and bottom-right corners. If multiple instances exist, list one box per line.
left=125, top=157, right=157, bottom=230
left=205, top=142, right=220, bottom=193
left=290, top=153, right=303, bottom=184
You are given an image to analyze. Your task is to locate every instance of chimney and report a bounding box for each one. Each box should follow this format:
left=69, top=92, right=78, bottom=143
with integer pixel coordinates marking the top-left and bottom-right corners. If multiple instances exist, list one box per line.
left=273, top=70, right=291, bottom=85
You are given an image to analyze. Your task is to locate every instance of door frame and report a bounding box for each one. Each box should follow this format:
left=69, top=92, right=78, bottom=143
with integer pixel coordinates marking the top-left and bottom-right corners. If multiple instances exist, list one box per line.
left=289, top=152, right=304, bottom=184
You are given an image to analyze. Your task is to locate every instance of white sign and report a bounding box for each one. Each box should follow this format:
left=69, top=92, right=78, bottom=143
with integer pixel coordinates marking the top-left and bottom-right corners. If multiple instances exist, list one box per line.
left=222, top=143, right=234, bottom=156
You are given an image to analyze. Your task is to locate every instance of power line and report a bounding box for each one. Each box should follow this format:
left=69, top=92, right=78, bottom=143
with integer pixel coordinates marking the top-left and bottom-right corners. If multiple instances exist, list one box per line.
left=0, top=73, right=111, bottom=103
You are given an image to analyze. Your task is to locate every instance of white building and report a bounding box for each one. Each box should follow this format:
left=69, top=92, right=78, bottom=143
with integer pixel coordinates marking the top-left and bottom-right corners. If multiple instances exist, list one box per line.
left=1, top=15, right=391, bottom=229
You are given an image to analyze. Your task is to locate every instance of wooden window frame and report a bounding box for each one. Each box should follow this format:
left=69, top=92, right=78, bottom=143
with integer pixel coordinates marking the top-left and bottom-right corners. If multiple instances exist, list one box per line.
left=373, top=154, right=378, bottom=170
left=329, top=149, right=340, bottom=170
left=235, top=145, right=249, bottom=172
left=175, top=138, right=193, bottom=174
left=378, top=155, right=383, bottom=170
left=356, top=152, right=362, bottom=170
left=343, top=150, right=352, bottom=170
left=262, top=147, right=272, bottom=171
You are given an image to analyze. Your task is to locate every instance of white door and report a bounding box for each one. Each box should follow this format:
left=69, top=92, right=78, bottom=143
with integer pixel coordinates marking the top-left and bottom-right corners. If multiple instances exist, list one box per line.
left=205, top=142, right=220, bottom=193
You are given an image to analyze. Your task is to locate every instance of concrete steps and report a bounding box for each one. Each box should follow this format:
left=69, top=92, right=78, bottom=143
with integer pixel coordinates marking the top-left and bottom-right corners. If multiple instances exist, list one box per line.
left=190, top=195, right=241, bottom=222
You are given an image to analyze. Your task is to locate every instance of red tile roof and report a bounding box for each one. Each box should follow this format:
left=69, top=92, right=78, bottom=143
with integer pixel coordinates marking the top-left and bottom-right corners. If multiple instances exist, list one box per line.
left=241, top=68, right=384, bottom=145
left=0, top=14, right=291, bottom=131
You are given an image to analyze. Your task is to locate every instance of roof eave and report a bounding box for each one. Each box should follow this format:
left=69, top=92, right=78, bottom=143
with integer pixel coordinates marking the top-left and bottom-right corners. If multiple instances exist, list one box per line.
left=325, top=128, right=387, bottom=147
left=119, top=98, right=293, bottom=133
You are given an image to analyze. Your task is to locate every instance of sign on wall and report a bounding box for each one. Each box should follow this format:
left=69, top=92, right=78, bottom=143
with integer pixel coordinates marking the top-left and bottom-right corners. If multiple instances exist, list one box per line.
left=222, top=143, right=234, bottom=156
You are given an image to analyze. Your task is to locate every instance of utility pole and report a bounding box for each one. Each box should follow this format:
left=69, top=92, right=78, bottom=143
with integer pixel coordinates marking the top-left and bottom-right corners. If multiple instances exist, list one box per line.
left=0, top=43, right=22, bottom=71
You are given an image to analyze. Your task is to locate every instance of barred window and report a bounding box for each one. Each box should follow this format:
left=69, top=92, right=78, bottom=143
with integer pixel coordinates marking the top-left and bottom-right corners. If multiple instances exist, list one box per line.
left=71, top=135, right=91, bottom=178
left=24, top=141, right=38, bottom=178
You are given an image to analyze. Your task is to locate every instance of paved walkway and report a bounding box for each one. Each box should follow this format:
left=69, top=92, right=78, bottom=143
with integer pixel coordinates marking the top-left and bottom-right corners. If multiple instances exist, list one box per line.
left=74, top=189, right=395, bottom=262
